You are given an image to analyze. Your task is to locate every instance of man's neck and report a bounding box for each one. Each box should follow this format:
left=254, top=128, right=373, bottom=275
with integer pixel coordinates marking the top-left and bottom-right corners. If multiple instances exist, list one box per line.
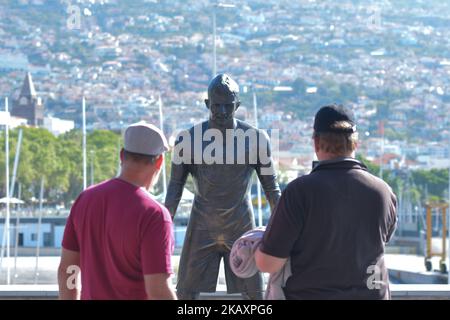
left=317, top=153, right=355, bottom=162
left=208, top=118, right=236, bottom=131
left=117, top=172, right=151, bottom=190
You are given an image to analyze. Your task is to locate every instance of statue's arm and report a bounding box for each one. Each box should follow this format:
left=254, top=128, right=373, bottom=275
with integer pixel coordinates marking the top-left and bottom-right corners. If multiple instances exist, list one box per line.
left=257, top=164, right=281, bottom=213
left=164, top=162, right=189, bottom=219
left=256, top=131, right=281, bottom=213
left=164, top=131, right=191, bottom=219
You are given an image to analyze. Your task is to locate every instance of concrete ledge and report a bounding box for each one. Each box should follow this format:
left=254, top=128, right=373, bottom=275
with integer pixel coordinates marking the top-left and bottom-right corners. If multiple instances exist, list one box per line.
left=0, top=285, right=59, bottom=299
left=1, top=284, right=450, bottom=300
left=389, top=269, right=448, bottom=284
left=390, top=284, right=450, bottom=300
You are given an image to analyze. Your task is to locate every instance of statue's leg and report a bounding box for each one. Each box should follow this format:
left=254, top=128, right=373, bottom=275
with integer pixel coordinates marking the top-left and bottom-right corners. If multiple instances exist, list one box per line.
left=176, top=230, right=222, bottom=296
left=223, top=249, right=264, bottom=300
left=176, top=291, right=200, bottom=300
left=242, top=290, right=264, bottom=300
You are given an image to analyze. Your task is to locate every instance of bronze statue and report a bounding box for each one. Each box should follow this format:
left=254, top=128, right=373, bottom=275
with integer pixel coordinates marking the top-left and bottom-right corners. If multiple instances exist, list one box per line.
left=165, top=74, right=281, bottom=300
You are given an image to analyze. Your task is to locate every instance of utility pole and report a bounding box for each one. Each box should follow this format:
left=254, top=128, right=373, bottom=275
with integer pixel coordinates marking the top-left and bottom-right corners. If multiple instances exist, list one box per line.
left=253, top=89, right=263, bottom=227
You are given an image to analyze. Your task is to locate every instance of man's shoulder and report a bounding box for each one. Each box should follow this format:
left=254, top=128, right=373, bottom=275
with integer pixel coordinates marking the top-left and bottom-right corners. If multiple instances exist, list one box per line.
left=69, top=179, right=117, bottom=218
left=236, top=119, right=256, bottom=130
left=358, top=170, right=395, bottom=195
left=187, top=121, right=208, bottom=133
left=283, top=175, right=312, bottom=195
left=90, top=178, right=117, bottom=190
left=77, top=179, right=116, bottom=200
left=137, top=191, right=172, bottom=223
left=236, top=119, right=265, bottom=133
left=290, top=172, right=318, bottom=186
left=174, top=121, right=208, bottom=141
left=283, top=172, right=338, bottom=197
left=236, top=120, right=270, bottom=141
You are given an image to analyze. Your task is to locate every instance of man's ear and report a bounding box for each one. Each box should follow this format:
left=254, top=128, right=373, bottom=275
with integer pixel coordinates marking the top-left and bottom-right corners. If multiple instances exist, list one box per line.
left=120, top=148, right=125, bottom=162
left=155, top=154, right=164, bottom=170
left=205, top=99, right=210, bottom=110
left=313, top=136, right=320, bottom=153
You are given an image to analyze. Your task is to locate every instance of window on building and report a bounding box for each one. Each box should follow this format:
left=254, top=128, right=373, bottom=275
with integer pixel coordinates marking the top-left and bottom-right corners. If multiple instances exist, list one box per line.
left=43, top=233, right=52, bottom=247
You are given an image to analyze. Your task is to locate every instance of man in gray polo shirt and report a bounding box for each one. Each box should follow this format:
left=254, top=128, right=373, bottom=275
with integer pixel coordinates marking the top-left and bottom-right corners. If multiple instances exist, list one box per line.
left=255, top=105, right=397, bottom=300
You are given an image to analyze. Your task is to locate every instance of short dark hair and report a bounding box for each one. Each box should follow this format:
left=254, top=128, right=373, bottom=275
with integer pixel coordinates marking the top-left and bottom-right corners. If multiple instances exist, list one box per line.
left=122, top=149, right=158, bottom=165
left=207, top=74, right=240, bottom=102
left=313, top=122, right=358, bottom=156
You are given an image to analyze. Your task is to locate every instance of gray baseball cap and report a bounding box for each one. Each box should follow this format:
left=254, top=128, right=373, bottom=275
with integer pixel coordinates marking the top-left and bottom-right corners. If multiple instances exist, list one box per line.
left=124, top=121, right=169, bottom=156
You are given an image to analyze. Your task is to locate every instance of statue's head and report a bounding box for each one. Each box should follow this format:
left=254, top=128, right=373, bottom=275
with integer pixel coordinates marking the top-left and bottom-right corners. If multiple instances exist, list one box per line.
left=205, top=74, right=240, bottom=125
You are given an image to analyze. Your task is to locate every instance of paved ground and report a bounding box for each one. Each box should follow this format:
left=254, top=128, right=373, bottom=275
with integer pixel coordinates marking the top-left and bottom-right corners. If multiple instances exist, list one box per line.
left=0, top=254, right=442, bottom=285
left=0, top=257, right=63, bottom=284
left=0, top=256, right=246, bottom=286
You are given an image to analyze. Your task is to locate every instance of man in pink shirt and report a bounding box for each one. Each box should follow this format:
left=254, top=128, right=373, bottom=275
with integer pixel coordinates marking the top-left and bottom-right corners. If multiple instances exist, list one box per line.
left=58, top=122, right=177, bottom=300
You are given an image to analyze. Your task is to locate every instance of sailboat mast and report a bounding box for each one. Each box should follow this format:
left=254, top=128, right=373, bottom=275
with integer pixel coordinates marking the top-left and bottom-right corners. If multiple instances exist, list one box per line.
left=158, top=95, right=167, bottom=198
left=82, top=97, right=87, bottom=190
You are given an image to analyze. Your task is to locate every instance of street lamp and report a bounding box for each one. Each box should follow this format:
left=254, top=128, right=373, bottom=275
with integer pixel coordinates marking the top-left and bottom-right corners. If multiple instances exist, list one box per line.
left=212, top=2, right=236, bottom=78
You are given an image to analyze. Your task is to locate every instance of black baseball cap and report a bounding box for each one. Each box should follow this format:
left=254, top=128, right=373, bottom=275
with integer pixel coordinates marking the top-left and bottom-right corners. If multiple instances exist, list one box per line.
left=313, top=105, right=356, bottom=133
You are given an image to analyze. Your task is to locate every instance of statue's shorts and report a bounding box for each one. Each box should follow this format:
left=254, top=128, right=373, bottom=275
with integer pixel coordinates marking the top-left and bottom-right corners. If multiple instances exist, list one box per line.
left=176, top=229, right=263, bottom=296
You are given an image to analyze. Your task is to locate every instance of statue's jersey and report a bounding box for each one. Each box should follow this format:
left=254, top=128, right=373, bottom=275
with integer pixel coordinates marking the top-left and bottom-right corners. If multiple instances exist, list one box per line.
left=165, top=119, right=281, bottom=293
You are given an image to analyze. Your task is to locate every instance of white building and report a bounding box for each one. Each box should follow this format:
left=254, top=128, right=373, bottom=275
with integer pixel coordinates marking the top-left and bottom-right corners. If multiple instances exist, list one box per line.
left=0, top=217, right=67, bottom=249
left=43, top=116, right=75, bottom=136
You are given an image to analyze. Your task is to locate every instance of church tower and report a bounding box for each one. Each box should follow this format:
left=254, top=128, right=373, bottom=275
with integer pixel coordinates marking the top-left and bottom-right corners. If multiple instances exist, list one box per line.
left=12, top=72, right=44, bottom=127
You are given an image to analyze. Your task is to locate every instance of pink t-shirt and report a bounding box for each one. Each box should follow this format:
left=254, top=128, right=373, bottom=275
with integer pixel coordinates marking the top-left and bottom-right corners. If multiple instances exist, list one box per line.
left=62, top=178, right=174, bottom=300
